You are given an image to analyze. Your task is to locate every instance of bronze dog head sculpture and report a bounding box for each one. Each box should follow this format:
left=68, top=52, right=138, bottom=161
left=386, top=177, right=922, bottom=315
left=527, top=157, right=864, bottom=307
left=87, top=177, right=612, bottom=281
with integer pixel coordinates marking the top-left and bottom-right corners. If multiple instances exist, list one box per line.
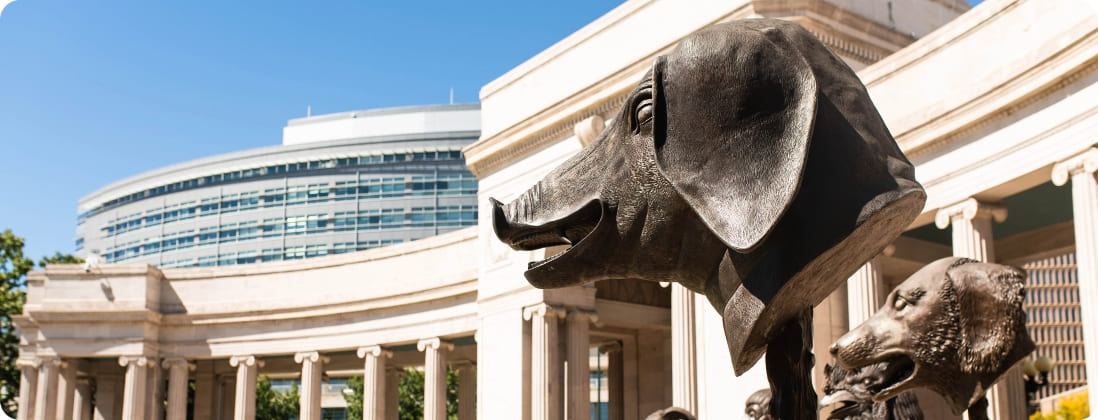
left=490, top=18, right=925, bottom=374
left=830, top=257, right=1035, bottom=414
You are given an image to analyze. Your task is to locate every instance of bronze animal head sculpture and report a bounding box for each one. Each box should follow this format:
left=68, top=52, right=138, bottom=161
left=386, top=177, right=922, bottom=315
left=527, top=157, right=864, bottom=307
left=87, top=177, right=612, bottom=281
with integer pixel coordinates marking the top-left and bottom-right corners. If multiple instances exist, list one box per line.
left=744, top=389, right=774, bottom=420
left=830, top=257, right=1035, bottom=415
left=819, top=363, right=923, bottom=420
left=490, top=18, right=925, bottom=377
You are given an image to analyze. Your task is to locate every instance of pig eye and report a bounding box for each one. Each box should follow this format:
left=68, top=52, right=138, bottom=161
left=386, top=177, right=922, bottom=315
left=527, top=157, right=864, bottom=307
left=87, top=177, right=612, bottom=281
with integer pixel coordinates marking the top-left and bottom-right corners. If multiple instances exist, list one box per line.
left=631, top=87, right=654, bottom=133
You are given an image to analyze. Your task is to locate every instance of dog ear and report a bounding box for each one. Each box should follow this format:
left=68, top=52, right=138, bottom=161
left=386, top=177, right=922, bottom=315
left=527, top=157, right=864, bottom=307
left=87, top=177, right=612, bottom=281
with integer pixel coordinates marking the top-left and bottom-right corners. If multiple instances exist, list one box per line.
left=652, top=22, right=817, bottom=252
left=946, top=261, right=1032, bottom=375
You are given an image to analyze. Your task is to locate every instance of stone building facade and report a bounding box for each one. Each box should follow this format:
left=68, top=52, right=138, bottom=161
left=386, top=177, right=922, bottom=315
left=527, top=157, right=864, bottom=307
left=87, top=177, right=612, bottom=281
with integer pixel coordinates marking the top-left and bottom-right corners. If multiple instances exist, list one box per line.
left=16, top=0, right=1098, bottom=419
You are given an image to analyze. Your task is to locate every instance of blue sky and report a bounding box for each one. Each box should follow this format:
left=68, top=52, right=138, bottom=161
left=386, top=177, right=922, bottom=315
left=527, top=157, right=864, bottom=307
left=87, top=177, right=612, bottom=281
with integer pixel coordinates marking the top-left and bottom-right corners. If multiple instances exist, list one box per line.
left=0, top=0, right=621, bottom=260
left=0, top=0, right=983, bottom=262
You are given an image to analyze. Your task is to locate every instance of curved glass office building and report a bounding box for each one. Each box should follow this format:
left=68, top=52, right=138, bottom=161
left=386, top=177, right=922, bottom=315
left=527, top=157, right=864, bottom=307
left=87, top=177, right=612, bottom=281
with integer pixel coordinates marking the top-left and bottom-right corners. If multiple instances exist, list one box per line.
left=75, top=103, right=480, bottom=268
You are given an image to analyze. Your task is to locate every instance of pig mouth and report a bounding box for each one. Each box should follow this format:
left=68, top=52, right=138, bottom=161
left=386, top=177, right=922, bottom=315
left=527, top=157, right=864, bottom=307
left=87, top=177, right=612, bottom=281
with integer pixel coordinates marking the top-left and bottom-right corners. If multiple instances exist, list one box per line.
left=844, top=351, right=917, bottom=403
left=491, top=199, right=610, bottom=287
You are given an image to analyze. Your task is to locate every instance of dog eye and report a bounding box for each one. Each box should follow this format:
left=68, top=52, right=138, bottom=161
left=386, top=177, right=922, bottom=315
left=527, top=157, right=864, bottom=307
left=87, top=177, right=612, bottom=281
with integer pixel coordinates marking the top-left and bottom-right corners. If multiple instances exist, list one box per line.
left=893, top=295, right=909, bottom=311
left=862, top=378, right=873, bottom=386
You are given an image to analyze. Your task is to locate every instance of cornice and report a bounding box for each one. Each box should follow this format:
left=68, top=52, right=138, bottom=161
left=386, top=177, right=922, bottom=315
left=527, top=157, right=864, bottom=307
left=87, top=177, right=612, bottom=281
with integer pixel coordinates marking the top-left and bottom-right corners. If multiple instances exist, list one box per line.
left=465, top=4, right=917, bottom=178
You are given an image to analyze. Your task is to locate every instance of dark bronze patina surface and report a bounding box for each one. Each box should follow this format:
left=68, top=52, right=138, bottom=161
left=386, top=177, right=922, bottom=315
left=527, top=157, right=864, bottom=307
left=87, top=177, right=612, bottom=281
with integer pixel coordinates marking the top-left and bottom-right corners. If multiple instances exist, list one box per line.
left=491, top=18, right=926, bottom=419
left=831, top=257, right=1035, bottom=417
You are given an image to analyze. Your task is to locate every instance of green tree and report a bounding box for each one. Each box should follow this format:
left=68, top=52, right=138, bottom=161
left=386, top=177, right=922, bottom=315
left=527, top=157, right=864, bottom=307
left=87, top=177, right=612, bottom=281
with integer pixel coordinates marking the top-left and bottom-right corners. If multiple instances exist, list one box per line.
left=37, top=252, right=83, bottom=268
left=1029, top=391, right=1090, bottom=420
left=397, top=367, right=459, bottom=420
left=344, top=375, right=364, bottom=420
left=255, top=376, right=299, bottom=420
left=0, top=230, right=33, bottom=416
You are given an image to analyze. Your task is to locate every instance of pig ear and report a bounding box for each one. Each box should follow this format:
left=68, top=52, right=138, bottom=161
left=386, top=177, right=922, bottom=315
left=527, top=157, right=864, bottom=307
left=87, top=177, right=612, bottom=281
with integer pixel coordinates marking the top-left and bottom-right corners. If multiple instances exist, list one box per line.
left=653, top=26, right=817, bottom=252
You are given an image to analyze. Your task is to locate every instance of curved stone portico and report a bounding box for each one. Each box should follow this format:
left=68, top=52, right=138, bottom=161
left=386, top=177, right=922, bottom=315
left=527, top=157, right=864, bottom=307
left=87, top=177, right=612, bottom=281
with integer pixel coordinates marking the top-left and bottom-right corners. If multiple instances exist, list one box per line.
left=20, top=0, right=1098, bottom=419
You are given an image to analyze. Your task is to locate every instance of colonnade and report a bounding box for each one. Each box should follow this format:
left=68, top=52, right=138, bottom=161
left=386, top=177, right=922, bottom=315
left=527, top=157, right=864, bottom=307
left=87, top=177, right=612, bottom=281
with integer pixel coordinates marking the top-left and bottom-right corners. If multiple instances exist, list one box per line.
left=15, top=337, right=477, bottom=420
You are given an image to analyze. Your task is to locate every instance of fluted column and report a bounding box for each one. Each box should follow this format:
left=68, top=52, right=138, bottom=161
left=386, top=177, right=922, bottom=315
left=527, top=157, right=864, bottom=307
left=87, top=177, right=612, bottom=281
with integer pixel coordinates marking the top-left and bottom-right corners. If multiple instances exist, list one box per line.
left=598, top=342, right=624, bottom=420
left=295, top=352, right=329, bottom=420
left=937, top=199, right=1026, bottom=420
left=55, top=361, right=76, bottom=420
left=358, top=346, right=392, bottom=420
left=418, top=338, right=454, bottom=420
left=846, top=249, right=892, bottom=328
left=229, top=355, right=263, bottom=420
left=148, top=358, right=164, bottom=420
left=669, top=284, right=698, bottom=413
left=192, top=363, right=215, bottom=420
left=31, top=356, right=60, bottom=420
left=524, top=303, right=565, bottom=420
left=163, top=358, right=194, bottom=420
left=16, top=359, right=37, bottom=420
left=385, top=368, right=403, bottom=420
left=93, top=372, right=121, bottom=420
left=1053, top=147, right=1098, bottom=415
left=453, top=362, right=476, bottom=420
left=73, top=379, right=92, bottom=420
left=118, top=356, right=149, bottom=420
left=565, top=310, right=596, bottom=420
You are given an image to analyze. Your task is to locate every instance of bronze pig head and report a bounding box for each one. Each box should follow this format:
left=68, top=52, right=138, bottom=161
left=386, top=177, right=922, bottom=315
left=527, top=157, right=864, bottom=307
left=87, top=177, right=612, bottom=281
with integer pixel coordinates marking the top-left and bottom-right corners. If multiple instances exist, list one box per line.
left=491, top=18, right=926, bottom=374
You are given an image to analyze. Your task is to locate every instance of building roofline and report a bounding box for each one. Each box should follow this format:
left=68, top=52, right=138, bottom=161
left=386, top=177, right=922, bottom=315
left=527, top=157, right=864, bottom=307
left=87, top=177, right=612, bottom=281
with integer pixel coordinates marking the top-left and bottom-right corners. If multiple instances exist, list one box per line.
left=78, top=129, right=479, bottom=213
left=286, top=103, right=481, bottom=126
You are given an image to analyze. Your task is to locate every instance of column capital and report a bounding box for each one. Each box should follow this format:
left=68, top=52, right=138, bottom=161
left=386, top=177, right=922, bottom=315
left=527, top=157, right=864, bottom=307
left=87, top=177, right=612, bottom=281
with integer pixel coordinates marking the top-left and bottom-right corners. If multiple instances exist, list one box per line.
left=574, top=114, right=606, bottom=147
left=523, top=303, right=566, bottom=321
left=357, top=345, right=393, bottom=359
left=15, top=358, right=37, bottom=370
left=34, top=355, right=62, bottom=368
left=451, top=360, right=476, bottom=370
left=293, top=351, right=330, bottom=364
left=1052, top=147, right=1098, bottom=186
left=598, top=341, right=622, bottom=354
left=566, top=308, right=598, bottom=324
left=229, top=355, right=264, bottom=368
left=117, top=356, right=149, bottom=368
left=934, top=198, right=1007, bottom=229
left=417, top=337, right=454, bottom=352
left=161, top=358, right=195, bottom=371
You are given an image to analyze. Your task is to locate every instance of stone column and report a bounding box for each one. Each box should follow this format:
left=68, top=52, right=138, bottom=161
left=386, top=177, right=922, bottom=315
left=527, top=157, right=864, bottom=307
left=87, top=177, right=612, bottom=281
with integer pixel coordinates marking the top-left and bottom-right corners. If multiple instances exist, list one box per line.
left=192, top=362, right=215, bottom=420
left=1052, top=146, right=1098, bottom=415
left=385, top=368, right=403, bottom=420
left=453, top=362, right=476, bottom=420
left=357, top=346, right=392, bottom=420
left=598, top=342, right=624, bottom=420
left=163, top=358, right=194, bottom=420
left=295, top=352, right=329, bottom=420
left=148, top=359, right=165, bottom=420
left=936, top=198, right=1026, bottom=420
left=16, top=359, right=37, bottom=420
left=55, top=361, right=76, bottom=420
left=229, top=355, right=263, bottom=420
left=118, top=356, right=149, bottom=420
left=34, top=356, right=61, bottom=420
left=418, top=338, right=454, bottom=420
left=846, top=250, right=891, bottom=328
left=73, top=379, right=92, bottom=420
left=524, top=304, right=565, bottom=420
left=565, top=310, right=596, bottom=420
left=93, top=372, right=121, bottom=420
left=670, top=284, right=698, bottom=414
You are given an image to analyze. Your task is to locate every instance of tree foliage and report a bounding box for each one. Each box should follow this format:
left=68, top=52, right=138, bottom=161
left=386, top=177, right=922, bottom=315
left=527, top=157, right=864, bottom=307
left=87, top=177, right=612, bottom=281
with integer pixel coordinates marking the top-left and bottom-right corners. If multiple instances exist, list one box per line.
left=37, top=252, right=83, bottom=268
left=342, top=367, right=461, bottom=420
left=256, top=376, right=299, bottom=420
left=1029, top=391, right=1090, bottom=420
left=0, top=230, right=33, bottom=416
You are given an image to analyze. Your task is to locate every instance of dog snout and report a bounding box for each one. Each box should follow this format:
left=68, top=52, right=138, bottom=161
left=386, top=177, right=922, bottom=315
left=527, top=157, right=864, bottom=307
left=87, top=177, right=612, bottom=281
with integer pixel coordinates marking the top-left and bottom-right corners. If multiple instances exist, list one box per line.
left=830, top=327, right=880, bottom=369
